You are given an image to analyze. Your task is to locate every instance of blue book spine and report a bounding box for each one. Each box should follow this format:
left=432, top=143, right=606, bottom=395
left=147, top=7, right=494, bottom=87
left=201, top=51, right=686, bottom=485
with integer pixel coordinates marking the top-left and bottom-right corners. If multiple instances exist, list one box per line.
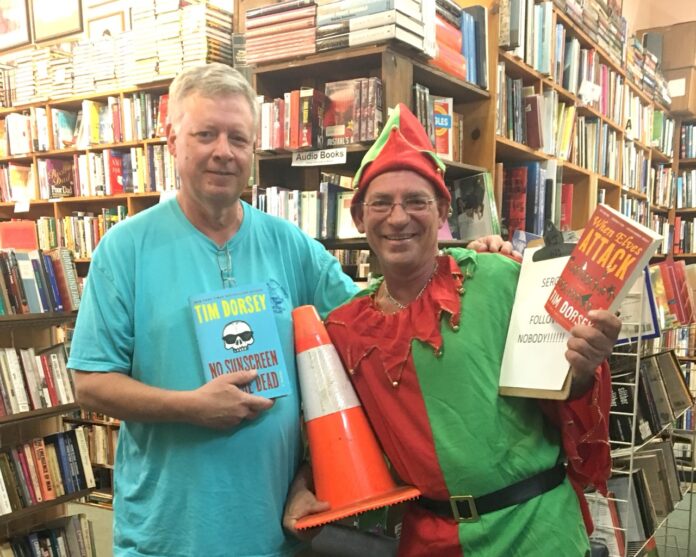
left=30, top=259, right=51, bottom=313
left=48, top=434, right=75, bottom=494
left=41, top=254, right=63, bottom=312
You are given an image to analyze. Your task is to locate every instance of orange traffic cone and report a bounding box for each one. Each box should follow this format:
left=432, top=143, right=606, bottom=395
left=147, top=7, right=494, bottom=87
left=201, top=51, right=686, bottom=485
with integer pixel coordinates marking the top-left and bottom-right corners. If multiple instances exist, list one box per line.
left=292, top=305, right=421, bottom=530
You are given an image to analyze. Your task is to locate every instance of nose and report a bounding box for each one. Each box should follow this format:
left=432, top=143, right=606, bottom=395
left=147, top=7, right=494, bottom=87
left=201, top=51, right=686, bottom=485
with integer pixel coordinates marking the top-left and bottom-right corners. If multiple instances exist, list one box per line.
left=212, top=134, right=234, bottom=161
left=387, top=202, right=411, bottom=223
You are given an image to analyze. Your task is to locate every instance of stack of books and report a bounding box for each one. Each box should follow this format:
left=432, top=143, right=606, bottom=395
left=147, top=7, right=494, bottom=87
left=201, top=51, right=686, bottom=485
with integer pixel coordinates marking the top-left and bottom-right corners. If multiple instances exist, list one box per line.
left=245, top=0, right=317, bottom=65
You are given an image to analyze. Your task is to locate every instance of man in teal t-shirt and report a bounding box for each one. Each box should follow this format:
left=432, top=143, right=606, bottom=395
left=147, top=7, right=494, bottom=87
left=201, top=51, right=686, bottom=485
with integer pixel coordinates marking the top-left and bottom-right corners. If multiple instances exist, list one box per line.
left=67, top=64, right=357, bottom=557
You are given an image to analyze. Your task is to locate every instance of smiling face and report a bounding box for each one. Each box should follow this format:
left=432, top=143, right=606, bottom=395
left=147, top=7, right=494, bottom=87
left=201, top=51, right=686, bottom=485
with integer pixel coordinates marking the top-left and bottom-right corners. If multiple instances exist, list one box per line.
left=167, top=92, right=255, bottom=212
left=353, top=170, right=449, bottom=275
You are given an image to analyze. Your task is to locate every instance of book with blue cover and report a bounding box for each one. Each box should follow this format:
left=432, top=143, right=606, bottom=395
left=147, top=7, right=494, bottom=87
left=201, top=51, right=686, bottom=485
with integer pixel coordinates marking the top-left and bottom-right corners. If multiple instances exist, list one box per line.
left=189, top=284, right=290, bottom=398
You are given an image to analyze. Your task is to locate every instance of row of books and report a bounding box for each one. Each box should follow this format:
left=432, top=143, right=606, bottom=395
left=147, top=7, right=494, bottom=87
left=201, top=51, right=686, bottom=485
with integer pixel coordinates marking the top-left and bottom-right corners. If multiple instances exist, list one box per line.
left=648, top=259, right=696, bottom=331
left=625, top=35, right=672, bottom=109
left=551, top=0, right=626, bottom=70
left=572, top=116, right=619, bottom=181
left=588, top=436, right=683, bottom=555
left=244, top=0, right=490, bottom=91
left=680, top=123, right=696, bottom=161
left=81, top=424, right=118, bottom=469
left=0, top=248, right=80, bottom=316
left=621, top=141, right=649, bottom=196
left=499, top=160, right=572, bottom=239
left=431, top=2, right=488, bottom=88
left=495, top=71, right=575, bottom=160
left=0, top=427, right=95, bottom=516
left=0, top=344, right=74, bottom=415
left=34, top=211, right=126, bottom=261
left=251, top=179, right=362, bottom=240
left=0, top=144, right=177, bottom=203
left=675, top=170, right=696, bottom=211
left=609, top=349, right=693, bottom=448
left=2, top=3, right=233, bottom=106
left=651, top=164, right=674, bottom=209
left=328, top=249, right=371, bottom=279
left=617, top=193, right=649, bottom=228
left=672, top=216, right=696, bottom=256
left=0, top=92, right=168, bottom=158
left=1, top=512, right=95, bottom=557
left=256, top=77, right=384, bottom=152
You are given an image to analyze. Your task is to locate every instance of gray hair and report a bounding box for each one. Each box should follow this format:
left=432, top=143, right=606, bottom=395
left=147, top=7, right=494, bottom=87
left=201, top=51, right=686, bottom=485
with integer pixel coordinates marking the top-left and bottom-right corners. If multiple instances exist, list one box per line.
left=168, top=63, right=258, bottom=130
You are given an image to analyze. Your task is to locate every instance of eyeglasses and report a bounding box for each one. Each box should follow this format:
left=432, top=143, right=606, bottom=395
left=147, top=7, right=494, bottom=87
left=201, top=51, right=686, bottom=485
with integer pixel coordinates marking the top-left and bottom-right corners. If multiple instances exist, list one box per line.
left=217, top=248, right=236, bottom=288
left=363, top=197, right=437, bottom=215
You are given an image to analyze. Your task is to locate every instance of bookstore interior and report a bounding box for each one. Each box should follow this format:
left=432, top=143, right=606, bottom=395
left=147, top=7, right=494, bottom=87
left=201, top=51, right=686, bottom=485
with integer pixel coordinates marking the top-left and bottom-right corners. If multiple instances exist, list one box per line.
left=0, top=0, right=695, bottom=555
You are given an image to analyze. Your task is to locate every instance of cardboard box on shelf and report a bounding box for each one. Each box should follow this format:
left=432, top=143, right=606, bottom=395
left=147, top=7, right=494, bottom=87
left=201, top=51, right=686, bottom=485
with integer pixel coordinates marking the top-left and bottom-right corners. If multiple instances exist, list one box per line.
left=665, top=67, right=696, bottom=116
left=639, top=22, right=696, bottom=71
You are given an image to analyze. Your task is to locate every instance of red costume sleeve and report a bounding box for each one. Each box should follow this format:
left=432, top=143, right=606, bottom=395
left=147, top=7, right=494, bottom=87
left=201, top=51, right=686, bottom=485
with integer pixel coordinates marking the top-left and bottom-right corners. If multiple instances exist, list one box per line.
left=538, top=361, right=612, bottom=534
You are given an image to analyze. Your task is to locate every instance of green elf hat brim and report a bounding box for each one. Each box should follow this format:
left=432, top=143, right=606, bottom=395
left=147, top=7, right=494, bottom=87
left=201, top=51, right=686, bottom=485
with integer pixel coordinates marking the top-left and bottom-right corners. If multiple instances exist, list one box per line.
left=351, top=103, right=450, bottom=206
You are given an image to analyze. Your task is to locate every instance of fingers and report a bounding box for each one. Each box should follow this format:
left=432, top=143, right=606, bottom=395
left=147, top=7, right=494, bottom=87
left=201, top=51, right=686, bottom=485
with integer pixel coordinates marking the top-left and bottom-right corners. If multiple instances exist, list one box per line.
left=587, top=309, right=622, bottom=341
left=222, top=369, right=258, bottom=386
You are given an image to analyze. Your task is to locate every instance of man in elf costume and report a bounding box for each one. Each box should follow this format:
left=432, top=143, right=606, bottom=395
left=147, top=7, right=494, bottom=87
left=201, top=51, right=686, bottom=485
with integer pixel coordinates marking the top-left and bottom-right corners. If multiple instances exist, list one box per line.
left=287, top=104, right=621, bottom=556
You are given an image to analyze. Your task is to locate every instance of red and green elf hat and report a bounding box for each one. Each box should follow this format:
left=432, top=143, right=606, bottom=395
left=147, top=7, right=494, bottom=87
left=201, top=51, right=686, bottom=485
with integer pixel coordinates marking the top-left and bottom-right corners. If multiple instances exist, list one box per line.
left=352, top=102, right=450, bottom=206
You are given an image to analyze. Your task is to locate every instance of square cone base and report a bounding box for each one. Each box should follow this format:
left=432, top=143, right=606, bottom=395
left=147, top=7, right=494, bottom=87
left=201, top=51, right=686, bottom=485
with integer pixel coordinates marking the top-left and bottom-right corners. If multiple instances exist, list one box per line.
left=295, top=485, right=421, bottom=530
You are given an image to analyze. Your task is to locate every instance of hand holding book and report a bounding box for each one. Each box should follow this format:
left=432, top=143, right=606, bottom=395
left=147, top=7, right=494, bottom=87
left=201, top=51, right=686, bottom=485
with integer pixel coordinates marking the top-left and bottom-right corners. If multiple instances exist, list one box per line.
left=565, top=309, right=621, bottom=398
left=192, top=370, right=275, bottom=429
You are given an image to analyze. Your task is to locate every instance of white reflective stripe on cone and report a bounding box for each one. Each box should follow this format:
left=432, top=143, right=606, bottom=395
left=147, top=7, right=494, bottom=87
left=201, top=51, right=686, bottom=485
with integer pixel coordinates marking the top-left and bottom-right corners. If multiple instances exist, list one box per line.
left=297, top=345, right=361, bottom=421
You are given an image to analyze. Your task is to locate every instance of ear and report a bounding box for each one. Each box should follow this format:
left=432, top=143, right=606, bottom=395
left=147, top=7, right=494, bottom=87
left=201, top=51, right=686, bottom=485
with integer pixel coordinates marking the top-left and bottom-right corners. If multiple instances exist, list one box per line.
left=350, top=204, right=366, bottom=234
left=166, top=122, right=176, bottom=157
left=437, top=197, right=450, bottom=227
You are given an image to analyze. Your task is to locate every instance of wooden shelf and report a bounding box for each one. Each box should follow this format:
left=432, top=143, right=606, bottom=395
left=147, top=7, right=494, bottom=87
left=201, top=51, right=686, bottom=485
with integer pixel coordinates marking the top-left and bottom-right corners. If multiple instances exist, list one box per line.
left=64, top=416, right=120, bottom=428
left=0, top=403, right=79, bottom=428
left=597, top=175, right=621, bottom=189
left=651, top=147, right=671, bottom=164
left=621, top=187, right=648, bottom=201
left=679, top=158, right=696, bottom=166
left=495, top=136, right=551, bottom=162
left=0, top=311, right=77, bottom=329
left=0, top=80, right=171, bottom=115
left=0, top=489, right=93, bottom=526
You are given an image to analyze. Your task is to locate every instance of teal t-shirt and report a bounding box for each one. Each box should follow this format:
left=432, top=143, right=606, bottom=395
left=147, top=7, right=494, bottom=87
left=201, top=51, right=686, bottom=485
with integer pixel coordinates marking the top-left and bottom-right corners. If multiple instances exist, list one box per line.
left=67, top=197, right=358, bottom=557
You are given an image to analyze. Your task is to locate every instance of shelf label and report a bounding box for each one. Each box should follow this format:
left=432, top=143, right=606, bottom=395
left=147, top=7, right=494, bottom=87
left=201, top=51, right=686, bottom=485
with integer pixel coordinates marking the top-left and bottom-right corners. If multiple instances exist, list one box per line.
left=668, top=78, right=686, bottom=98
left=14, top=200, right=30, bottom=213
left=292, top=148, right=347, bottom=167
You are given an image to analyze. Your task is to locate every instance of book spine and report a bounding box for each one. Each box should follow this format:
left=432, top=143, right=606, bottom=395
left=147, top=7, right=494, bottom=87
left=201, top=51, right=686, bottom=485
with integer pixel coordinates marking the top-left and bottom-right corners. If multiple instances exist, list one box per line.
left=31, top=438, right=56, bottom=501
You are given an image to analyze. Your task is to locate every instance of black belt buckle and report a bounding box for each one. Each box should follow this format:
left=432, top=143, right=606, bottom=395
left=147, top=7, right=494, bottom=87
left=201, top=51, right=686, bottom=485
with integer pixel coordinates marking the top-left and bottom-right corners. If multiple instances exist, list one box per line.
left=449, top=495, right=479, bottom=523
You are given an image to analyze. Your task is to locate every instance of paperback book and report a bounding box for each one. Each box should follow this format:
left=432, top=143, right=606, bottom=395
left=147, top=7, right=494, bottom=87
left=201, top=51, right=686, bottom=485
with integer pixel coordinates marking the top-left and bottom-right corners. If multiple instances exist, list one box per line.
left=189, top=284, right=290, bottom=398
left=545, top=204, right=662, bottom=332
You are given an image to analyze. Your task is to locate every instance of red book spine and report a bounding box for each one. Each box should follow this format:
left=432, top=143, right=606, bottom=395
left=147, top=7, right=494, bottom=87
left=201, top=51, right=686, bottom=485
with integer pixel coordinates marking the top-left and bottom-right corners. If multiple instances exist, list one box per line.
left=431, top=42, right=467, bottom=82
left=39, top=354, right=59, bottom=406
left=507, top=166, right=527, bottom=239
left=560, top=182, right=573, bottom=231
left=435, top=14, right=462, bottom=52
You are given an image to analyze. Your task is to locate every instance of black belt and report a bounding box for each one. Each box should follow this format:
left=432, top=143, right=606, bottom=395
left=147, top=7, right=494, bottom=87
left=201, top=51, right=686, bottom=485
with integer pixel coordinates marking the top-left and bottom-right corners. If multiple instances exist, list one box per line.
left=416, top=463, right=566, bottom=523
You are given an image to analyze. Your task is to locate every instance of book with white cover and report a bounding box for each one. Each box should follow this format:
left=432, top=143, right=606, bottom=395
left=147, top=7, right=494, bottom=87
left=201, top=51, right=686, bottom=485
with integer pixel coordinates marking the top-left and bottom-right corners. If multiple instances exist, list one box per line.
left=499, top=245, right=572, bottom=399
left=349, top=24, right=424, bottom=50
left=349, top=10, right=424, bottom=37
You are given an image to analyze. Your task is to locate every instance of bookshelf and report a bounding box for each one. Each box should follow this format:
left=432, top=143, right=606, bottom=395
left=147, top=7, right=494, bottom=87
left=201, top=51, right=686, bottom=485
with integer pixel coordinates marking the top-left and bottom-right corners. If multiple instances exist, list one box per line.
left=0, top=312, right=97, bottom=553
left=238, top=1, right=692, bottom=555
left=0, top=80, right=176, bottom=272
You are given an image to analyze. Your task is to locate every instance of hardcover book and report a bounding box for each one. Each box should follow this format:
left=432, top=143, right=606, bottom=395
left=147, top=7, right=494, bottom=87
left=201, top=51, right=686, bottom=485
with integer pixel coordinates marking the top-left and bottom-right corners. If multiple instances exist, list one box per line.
left=189, top=284, right=291, bottom=398
left=448, top=171, right=500, bottom=242
left=545, top=204, right=663, bottom=332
